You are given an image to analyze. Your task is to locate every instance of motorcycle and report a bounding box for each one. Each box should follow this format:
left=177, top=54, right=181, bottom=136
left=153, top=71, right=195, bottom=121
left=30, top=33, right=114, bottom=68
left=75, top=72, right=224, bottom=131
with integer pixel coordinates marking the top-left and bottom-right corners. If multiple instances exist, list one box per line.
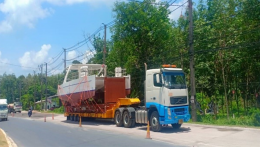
left=28, top=109, right=32, bottom=117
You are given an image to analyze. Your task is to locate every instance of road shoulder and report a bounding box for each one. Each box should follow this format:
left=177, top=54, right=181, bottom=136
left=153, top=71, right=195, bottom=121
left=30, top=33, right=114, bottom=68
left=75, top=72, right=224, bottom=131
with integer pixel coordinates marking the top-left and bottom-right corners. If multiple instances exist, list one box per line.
left=0, top=128, right=17, bottom=147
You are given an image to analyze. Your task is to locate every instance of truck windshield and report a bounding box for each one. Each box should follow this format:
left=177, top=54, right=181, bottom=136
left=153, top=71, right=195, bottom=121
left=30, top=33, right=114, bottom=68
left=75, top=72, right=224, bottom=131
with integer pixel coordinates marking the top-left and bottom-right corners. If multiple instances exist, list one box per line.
left=14, top=102, right=22, bottom=107
left=0, top=105, right=8, bottom=110
left=163, top=72, right=186, bottom=89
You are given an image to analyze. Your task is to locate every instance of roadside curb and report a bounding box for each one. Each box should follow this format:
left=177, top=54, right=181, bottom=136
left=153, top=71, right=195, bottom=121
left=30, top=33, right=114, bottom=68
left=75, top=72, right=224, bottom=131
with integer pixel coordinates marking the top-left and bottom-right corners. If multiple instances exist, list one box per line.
left=0, top=128, right=17, bottom=147
left=185, top=123, right=260, bottom=131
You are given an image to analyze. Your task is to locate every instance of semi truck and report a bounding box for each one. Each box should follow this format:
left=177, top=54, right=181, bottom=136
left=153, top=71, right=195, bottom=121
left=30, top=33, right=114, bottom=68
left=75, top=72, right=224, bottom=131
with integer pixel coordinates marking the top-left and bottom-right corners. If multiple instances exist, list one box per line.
left=58, top=64, right=190, bottom=132
left=0, top=99, right=8, bottom=121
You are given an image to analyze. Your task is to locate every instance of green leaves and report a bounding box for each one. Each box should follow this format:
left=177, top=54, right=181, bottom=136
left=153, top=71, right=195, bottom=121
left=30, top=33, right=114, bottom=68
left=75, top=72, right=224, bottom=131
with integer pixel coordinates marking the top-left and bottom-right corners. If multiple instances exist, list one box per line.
left=109, top=0, right=175, bottom=100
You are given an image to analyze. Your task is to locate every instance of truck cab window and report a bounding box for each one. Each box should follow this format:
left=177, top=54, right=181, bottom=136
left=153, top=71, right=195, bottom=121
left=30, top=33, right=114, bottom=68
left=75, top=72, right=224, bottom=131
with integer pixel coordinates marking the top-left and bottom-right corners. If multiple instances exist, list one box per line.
left=153, top=73, right=162, bottom=87
left=163, top=73, right=186, bottom=89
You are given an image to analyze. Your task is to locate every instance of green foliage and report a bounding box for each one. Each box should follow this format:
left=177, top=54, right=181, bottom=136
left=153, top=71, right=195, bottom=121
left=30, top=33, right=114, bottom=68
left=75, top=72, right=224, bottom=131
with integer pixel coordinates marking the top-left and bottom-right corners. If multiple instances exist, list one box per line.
left=50, top=106, right=64, bottom=114
left=109, top=0, right=174, bottom=100
left=195, top=107, right=260, bottom=127
left=196, top=92, right=210, bottom=113
left=0, top=72, right=64, bottom=111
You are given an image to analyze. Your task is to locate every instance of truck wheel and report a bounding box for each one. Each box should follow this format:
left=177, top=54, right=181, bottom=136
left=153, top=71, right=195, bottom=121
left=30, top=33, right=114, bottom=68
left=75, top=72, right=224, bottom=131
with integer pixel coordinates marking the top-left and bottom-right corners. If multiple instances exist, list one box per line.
left=171, top=123, right=182, bottom=129
left=75, top=115, right=79, bottom=122
left=150, top=111, right=162, bottom=132
left=70, top=115, right=74, bottom=121
left=114, top=111, right=123, bottom=127
left=131, top=120, right=136, bottom=127
left=123, top=111, right=133, bottom=128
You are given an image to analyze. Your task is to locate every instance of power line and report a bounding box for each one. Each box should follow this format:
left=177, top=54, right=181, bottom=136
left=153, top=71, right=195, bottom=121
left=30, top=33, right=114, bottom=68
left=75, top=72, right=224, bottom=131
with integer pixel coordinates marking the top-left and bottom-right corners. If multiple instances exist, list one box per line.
left=47, top=61, right=64, bottom=74
left=65, top=26, right=104, bottom=52
left=0, top=61, right=37, bottom=69
left=171, top=40, right=260, bottom=62
left=65, top=53, right=86, bottom=62
left=48, top=50, right=63, bottom=65
left=170, top=1, right=188, bottom=13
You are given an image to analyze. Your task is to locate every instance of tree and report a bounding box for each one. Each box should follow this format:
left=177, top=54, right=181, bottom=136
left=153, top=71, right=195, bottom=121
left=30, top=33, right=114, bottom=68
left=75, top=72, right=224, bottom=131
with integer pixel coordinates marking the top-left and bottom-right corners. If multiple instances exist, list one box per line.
left=109, top=0, right=174, bottom=100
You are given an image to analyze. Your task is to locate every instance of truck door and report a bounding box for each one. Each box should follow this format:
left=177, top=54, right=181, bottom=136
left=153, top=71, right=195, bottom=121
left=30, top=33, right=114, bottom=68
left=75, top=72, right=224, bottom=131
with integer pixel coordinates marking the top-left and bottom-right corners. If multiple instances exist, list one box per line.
left=146, top=73, right=164, bottom=116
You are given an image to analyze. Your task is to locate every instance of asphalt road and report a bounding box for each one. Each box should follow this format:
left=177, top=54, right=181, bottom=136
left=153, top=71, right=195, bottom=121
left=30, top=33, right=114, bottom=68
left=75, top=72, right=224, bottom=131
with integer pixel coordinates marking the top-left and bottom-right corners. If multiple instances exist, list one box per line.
left=0, top=113, right=179, bottom=147
left=2, top=111, right=260, bottom=147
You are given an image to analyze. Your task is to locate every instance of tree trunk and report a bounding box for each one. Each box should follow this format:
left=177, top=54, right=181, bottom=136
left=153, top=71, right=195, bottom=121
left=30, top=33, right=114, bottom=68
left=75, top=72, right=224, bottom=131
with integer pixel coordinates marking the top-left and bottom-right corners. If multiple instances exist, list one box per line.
left=235, top=75, right=239, bottom=116
left=246, top=73, right=249, bottom=115
left=222, top=64, right=229, bottom=119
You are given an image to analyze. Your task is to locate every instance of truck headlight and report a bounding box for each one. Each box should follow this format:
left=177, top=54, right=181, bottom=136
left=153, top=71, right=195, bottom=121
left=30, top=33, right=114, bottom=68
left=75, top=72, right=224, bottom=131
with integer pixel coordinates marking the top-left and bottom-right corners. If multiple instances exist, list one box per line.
left=167, top=108, right=171, bottom=116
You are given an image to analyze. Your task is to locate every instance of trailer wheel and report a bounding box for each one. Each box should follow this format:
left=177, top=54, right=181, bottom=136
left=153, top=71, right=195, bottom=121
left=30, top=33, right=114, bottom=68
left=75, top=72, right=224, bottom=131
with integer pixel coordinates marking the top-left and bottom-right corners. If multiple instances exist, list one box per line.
left=171, top=123, right=182, bottom=129
left=114, top=111, right=123, bottom=127
left=70, top=115, right=74, bottom=121
left=150, top=111, right=162, bottom=132
left=75, top=115, right=79, bottom=122
left=74, top=115, right=78, bottom=122
left=123, top=111, right=133, bottom=128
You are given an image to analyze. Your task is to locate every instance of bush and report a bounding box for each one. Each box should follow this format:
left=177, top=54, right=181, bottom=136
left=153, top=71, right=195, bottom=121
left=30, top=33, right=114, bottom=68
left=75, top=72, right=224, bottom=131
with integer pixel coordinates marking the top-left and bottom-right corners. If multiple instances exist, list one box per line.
left=193, top=113, right=257, bottom=127
left=50, top=106, right=64, bottom=114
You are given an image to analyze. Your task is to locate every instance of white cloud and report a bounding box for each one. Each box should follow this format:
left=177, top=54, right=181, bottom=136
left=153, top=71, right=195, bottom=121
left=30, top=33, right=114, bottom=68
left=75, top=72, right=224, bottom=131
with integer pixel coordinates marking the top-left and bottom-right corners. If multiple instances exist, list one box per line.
left=19, top=44, right=51, bottom=69
left=0, top=0, right=120, bottom=33
left=67, top=50, right=77, bottom=60
left=0, top=0, right=53, bottom=33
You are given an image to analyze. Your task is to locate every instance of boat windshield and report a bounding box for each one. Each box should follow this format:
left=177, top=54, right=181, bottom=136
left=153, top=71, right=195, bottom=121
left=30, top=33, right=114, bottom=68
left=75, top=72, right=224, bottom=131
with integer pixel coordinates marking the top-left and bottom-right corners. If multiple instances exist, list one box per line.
left=0, top=105, right=8, bottom=110
left=163, top=72, right=186, bottom=89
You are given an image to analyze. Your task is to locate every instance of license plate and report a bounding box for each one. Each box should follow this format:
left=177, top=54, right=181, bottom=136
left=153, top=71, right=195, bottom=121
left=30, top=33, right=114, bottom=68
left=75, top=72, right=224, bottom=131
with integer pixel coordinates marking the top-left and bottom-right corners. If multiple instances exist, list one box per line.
left=178, top=119, right=183, bottom=124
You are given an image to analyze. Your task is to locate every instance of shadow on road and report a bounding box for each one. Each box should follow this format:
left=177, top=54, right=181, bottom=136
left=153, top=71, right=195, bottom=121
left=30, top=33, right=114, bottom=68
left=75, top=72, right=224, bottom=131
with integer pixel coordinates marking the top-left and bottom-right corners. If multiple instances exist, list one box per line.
left=61, top=118, right=191, bottom=134
left=61, top=118, right=115, bottom=126
left=137, top=126, right=191, bottom=134
left=8, top=112, right=58, bottom=120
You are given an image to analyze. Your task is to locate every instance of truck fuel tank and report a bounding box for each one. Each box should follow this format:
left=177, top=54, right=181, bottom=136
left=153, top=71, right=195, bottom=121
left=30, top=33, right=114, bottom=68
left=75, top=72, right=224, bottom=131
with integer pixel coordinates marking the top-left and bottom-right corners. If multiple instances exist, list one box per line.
left=135, top=110, right=148, bottom=124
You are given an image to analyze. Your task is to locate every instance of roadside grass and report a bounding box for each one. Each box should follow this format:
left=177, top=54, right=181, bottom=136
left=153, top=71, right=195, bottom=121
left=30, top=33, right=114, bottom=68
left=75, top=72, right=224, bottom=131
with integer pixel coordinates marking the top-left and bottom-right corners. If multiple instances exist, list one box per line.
left=44, top=106, right=64, bottom=114
left=0, top=129, right=8, bottom=147
left=188, top=113, right=260, bottom=129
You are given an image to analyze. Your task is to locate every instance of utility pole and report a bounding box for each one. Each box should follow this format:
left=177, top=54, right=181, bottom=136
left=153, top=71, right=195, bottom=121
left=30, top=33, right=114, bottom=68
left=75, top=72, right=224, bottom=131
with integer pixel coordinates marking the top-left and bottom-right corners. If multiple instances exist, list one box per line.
left=64, top=48, right=66, bottom=71
left=19, top=82, right=21, bottom=102
left=39, top=64, right=43, bottom=110
left=45, top=62, right=48, bottom=111
left=103, top=24, right=107, bottom=65
left=33, top=70, right=36, bottom=110
left=188, top=0, right=197, bottom=122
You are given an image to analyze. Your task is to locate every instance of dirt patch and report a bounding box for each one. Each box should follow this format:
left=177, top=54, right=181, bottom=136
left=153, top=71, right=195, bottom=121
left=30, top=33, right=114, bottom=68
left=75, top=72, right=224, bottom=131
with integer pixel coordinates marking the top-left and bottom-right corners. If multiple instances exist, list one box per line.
left=0, top=129, right=8, bottom=147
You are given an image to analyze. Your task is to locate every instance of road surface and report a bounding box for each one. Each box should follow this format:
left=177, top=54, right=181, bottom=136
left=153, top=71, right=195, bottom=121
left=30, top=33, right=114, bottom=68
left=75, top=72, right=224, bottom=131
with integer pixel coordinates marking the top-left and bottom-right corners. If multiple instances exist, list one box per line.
left=2, top=111, right=260, bottom=147
left=0, top=112, right=179, bottom=147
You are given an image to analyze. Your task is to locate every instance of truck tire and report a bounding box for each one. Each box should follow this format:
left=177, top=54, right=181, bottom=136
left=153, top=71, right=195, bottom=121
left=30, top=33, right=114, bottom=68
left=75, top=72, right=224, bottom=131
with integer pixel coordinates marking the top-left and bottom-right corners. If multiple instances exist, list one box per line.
left=171, top=123, right=182, bottom=129
left=114, top=111, right=123, bottom=127
left=74, top=115, right=78, bottom=122
left=75, top=115, right=79, bottom=122
left=150, top=111, right=162, bottom=132
left=131, top=119, right=136, bottom=128
left=70, top=115, right=74, bottom=121
left=123, top=111, right=133, bottom=128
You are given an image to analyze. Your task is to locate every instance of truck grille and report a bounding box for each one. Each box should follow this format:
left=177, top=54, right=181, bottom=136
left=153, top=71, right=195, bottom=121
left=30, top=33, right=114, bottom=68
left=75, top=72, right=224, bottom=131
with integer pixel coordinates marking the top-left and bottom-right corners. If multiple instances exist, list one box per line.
left=174, top=108, right=186, bottom=115
left=170, top=96, right=187, bottom=105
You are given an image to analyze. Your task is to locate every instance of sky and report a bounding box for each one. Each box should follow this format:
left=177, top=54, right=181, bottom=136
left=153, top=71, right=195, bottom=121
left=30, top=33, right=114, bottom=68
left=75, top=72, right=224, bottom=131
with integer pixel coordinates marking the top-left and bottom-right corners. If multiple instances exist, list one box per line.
left=0, top=0, right=197, bottom=77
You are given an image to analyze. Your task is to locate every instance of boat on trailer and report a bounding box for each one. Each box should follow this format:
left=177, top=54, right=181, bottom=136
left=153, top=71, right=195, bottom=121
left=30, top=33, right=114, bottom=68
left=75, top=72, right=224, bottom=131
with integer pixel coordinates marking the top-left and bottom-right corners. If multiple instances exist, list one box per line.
left=57, top=64, right=131, bottom=113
